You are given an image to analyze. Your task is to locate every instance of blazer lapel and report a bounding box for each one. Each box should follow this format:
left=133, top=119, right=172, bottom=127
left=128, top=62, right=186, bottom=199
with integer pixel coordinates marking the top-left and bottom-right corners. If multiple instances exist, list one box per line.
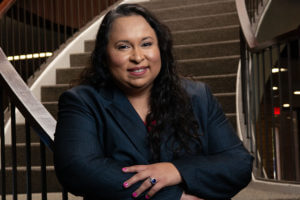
left=100, top=86, right=151, bottom=162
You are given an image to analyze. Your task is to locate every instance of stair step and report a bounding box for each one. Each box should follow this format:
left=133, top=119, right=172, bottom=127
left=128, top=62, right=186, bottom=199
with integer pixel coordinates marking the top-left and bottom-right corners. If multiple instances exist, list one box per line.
left=15, top=124, right=43, bottom=143
left=215, top=92, right=236, bottom=114
left=178, top=55, right=239, bottom=76
left=56, top=66, right=85, bottom=84
left=43, top=102, right=59, bottom=120
left=84, top=25, right=240, bottom=52
left=0, top=166, right=61, bottom=194
left=164, top=12, right=239, bottom=31
left=41, top=84, right=69, bottom=102
left=141, top=0, right=230, bottom=10
left=172, top=25, right=239, bottom=45
left=76, top=41, right=240, bottom=67
left=192, top=74, right=236, bottom=93
left=5, top=143, right=53, bottom=167
left=70, top=53, right=90, bottom=67
left=61, top=55, right=239, bottom=81
left=60, top=55, right=240, bottom=84
left=174, top=40, right=240, bottom=60
left=153, top=0, right=236, bottom=20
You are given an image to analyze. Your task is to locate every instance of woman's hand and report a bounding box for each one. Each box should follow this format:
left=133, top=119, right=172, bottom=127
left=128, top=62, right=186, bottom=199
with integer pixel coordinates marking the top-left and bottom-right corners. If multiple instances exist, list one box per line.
left=122, top=162, right=182, bottom=199
left=180, top=191, right=204, bottom=200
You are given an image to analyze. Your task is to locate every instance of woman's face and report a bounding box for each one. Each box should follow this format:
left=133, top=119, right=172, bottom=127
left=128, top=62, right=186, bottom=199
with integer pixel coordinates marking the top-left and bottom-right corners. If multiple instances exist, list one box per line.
left=106, top=15, right=161, bottom=95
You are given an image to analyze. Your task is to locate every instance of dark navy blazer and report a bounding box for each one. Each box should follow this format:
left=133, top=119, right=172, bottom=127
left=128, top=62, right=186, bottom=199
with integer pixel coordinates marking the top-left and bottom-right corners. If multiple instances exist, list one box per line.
left=54, top=80, right=253, bottom=200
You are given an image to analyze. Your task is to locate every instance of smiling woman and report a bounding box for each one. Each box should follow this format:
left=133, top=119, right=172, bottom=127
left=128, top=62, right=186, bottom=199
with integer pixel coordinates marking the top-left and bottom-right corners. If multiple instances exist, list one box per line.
left=106, top=15, right=161, bottom=105
left=54, top=3, right=253, bottom=200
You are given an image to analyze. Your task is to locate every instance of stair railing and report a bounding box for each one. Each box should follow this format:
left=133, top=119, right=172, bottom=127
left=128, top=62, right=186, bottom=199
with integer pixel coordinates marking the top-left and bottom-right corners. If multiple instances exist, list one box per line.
left=0, top=0, right=119, bottom=83
left=236, top=0, right=300, bottom=182
left=0, top=47, right=58, bottom=199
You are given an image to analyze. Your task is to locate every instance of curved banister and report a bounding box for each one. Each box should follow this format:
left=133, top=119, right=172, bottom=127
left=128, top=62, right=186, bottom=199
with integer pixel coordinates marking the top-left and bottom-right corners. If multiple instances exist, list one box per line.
left=0, top=48, right=55, bottom=150
left=236, top=0, right=300, bottom=52
left=235, top=0, right=258, bottom=49
left=0, top=0, right=15, bottom=18
left=235, top=0, right=300, bottom=183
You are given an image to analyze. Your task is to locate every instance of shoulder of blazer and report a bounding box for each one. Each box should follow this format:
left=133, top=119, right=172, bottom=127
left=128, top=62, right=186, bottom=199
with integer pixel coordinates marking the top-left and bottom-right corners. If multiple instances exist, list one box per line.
left=181, top=79, right=209, bottom=104
left=61, top=84, right=114, bottom=108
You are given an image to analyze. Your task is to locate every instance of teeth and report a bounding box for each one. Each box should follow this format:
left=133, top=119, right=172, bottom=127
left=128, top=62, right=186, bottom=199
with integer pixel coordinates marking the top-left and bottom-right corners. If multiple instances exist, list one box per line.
left=133, top=69, right=144, bottom=72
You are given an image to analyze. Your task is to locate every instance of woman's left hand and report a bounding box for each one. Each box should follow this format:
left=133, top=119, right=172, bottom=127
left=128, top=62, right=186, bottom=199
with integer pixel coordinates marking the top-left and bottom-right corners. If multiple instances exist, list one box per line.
left=122, top=162, right=182, bottom=199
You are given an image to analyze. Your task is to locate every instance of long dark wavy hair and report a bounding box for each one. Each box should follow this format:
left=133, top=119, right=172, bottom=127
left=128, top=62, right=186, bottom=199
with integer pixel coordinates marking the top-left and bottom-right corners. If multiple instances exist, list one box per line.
left=79, top=3, right=201, bottom=161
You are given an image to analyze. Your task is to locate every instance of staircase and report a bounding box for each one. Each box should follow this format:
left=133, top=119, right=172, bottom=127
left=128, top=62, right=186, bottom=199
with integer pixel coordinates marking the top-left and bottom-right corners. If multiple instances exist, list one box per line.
left=3, top=0, right=240, bottom=198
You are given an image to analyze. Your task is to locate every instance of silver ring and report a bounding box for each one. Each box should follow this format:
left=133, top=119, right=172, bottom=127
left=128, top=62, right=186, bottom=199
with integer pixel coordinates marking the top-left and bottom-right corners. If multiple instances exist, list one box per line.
left=149, top=177, right=157, bottom=185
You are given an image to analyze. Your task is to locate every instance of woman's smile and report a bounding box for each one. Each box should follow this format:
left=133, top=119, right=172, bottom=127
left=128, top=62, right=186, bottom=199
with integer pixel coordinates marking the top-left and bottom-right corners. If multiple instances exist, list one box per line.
left=127, top=66, right=149, bottom=76
left=106, top=15, right=161, bottom=93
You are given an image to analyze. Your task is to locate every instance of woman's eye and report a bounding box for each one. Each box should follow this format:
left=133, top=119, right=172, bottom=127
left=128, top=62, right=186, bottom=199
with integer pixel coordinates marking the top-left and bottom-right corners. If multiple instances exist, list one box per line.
left=117, top=44, right=129, bottom=50
left=142, top=42, right=152, bottom=47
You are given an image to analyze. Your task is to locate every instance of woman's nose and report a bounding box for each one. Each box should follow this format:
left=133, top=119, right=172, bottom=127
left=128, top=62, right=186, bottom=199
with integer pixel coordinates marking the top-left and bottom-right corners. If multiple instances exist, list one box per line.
left=130, top=47, right=144, bottom=63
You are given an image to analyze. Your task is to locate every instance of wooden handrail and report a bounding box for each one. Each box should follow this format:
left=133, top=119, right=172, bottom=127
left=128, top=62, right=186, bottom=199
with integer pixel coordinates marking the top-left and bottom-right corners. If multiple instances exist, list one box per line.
left=235, top=0, right=300, bottom=52
left=0, top=48, right=55, bottom=150
left=0, top=0, right=15, bottom=18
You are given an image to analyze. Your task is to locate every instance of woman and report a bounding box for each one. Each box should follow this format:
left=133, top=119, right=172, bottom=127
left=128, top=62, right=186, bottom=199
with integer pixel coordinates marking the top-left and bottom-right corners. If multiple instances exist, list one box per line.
left=54, top=3, right=253, bottom=200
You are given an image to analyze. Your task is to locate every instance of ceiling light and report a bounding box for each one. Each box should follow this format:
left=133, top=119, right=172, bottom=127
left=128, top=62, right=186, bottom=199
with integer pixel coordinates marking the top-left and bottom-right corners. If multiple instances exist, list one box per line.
left=272, top=68, right=287, bottom=73
left=7, top=52, right=53, bottom=61
left=294, top=91, right=300, bottom=95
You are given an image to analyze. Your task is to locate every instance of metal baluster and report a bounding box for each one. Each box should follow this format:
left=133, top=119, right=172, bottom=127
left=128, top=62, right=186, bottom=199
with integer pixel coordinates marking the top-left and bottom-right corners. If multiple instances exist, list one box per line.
left=251, top=53, right=257, bottom=156
left=64, top=0, right=67, bottom=42
left=11, top=6, right=16, bottom=68
left=25, top=121, right=32, bottom=200
left=5, top=13, right=9, bottom=55
left=239, top=30, right=247, bottom=124
left=84, top=0, right=87, bottom=25
left=0, top=87, right=6, bottom=200
left=77, top=0, right=81, bottom=29
left=40, top=141, right=47, bottom=200
left=98, top=0, right=101, bottom=14
left=252, top=51, right=259, bottom=168
left=23, top=0, right=29, bottom=81
left=36, top=0, right=41, bottom=67
left=245, top=51, right=251, bottom=139
left=288, top=41, right=299, bottom=180
left=247, top=52, right=253, bottom=153
left=30, top=0, right=35, bottom=76
left=57, top=0, right=61, bottom=48
left=268, top=47, right=277, bottom=179
left=0, top=14, right=3, bottom=48
left=16, top=1, right=22, bottom=78
left=11, top=103, right=18, bottom=200
left=90, top=0, right=94, bottom=20
left=256, top=53, right=264, bottom=177
left=277, top=45, right=283, bottom=155
left=43, top=0, right=47, bottom=56
left=70, top=0, right=74, bottom=35
left=51, top=0, right=54, bottom=51
left=277, top=44, right=284, bottom=180
left=262, top=50, right=270, bottom=179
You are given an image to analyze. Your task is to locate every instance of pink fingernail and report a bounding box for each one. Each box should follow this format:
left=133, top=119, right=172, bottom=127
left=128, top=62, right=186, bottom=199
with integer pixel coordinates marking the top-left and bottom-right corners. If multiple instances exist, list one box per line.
left=132, top=192, right=138, bottom=198
left=123, top=182, right=129, bottom=188
left=122, top=167, right=127, bottom=172
left=145, top=194, right=150, bottom=199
